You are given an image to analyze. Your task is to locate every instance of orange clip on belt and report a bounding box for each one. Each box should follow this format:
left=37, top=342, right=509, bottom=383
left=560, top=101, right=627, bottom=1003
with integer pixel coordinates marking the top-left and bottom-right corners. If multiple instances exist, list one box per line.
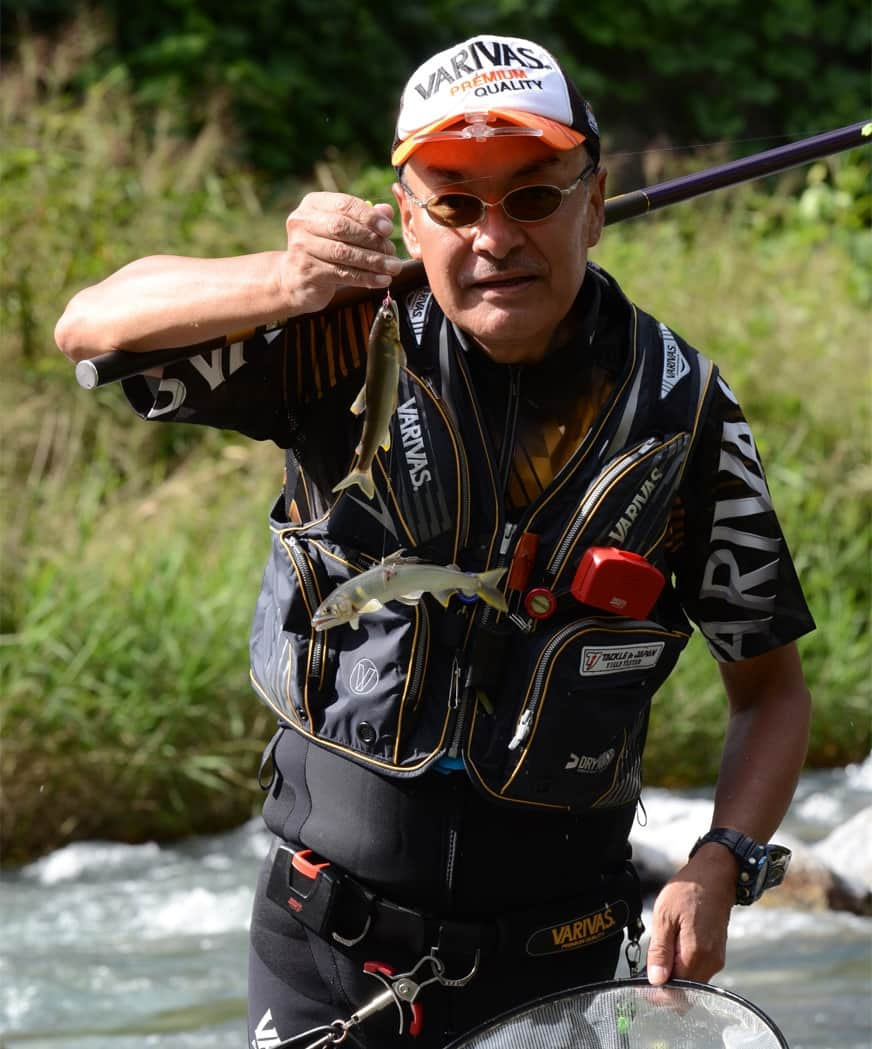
left=291, top=849, right=331, bottom=880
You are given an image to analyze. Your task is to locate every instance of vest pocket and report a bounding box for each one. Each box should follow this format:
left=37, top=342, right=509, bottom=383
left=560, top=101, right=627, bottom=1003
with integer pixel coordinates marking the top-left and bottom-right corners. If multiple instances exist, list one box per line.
left=467, top=618, right=688, bottom=811
left=249, top=524, right=451, bottom=773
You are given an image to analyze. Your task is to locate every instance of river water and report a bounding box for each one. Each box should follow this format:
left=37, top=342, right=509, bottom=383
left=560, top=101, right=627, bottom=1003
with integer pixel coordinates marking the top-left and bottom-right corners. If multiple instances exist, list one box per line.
left=2, top=760, right=870, bottom=1049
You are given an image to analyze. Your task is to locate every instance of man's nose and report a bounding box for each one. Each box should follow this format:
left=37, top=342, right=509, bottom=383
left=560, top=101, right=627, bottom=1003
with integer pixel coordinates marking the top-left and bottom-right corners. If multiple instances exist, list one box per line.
left=470, top=202, right=527, bottom=258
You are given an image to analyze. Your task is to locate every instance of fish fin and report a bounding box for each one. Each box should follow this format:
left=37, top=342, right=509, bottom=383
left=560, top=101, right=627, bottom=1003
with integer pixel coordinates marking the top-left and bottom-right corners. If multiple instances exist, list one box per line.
left=357, top=598, right=383, bottom=614
left=431, top=589, right=455, bottom=608
left=350, top=615, right=360, bottom=629
left=395, top=593, right=422, bottom=606
left=384, top=549, right=423, bottom=566
left=332, top=468, right=375, bottom=500
left=380, top=430, right=392, bottom=452
left=477, top=567, right=508, bottom=613
left=350, top=386, right=366, bottom=416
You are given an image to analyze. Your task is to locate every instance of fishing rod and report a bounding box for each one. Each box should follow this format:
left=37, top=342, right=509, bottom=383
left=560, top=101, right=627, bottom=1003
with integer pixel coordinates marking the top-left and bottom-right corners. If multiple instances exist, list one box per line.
left=76, top=119, right=870, bottom=390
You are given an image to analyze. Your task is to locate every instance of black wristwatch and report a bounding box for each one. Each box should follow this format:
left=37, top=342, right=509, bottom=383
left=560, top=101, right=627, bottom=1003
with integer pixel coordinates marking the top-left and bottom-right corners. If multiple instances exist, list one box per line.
left=689, top=827, right=791, bottom=906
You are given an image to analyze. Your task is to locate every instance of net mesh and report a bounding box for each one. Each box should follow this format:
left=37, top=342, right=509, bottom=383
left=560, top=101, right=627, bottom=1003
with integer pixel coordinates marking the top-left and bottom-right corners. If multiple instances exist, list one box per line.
left=447, top=979, right=787, bottom=1049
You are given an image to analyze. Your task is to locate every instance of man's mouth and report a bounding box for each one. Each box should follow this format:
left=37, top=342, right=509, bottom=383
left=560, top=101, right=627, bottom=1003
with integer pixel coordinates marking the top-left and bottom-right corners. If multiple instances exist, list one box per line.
left=469, top=272, right=539, bottom=291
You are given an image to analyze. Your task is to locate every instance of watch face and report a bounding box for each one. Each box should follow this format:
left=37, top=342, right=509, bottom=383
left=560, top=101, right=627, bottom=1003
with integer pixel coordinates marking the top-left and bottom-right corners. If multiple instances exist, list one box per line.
left=695, top=831, right=791, bottom=904
left=764, top=844, right=791, bottom=887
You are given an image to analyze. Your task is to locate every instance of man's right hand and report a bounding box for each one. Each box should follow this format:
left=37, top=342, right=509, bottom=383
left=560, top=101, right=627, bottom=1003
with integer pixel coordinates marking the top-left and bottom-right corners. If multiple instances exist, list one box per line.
left=55, top=194, right=406, bottom=361
left=281, top=194, right=404, bottom=316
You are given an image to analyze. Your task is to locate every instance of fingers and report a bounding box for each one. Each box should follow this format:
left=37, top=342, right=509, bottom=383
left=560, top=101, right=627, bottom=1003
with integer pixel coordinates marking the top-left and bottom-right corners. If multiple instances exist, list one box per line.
left=644, top=984, right=692, bottom=1012
left=279, top=193, right=405, bottom=315
left=371, top=202, right=395, bottom=224
left=647, top=873, right=732, bottom=987
left=286, top=193, right=403, bottom=293
left=646, top=901, right=677, bottom=986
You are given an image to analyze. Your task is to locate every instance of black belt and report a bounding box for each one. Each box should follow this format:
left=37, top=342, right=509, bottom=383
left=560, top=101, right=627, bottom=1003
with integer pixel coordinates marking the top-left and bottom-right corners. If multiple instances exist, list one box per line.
left=265, top=842, right=642, bottom=965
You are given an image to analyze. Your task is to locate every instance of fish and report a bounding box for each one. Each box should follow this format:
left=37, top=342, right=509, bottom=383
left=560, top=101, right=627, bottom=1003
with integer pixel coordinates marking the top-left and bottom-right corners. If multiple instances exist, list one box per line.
left=311, top=552, right=508, bottom=631
left=332, top=294, right=405, bottom=500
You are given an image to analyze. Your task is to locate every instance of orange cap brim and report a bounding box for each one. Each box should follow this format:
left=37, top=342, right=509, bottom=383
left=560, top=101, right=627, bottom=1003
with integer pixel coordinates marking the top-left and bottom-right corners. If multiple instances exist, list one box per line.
left=391, top=108, right=587, bottom=166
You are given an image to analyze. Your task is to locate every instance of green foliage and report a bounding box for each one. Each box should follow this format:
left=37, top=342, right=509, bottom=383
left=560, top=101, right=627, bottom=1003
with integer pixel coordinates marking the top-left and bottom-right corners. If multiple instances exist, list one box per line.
left=6, top=1, right=870, bottom=179
left=1, top=26, right=286, bottom=862
left=1, top=24, right=869, bottom=862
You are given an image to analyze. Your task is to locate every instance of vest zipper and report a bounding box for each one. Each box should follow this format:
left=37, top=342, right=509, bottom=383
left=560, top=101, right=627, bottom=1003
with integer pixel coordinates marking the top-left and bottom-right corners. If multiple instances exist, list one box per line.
left=506, top=618, right=688, bottom=756
left=405, top=601, right=430, bottom=712
left=445, top=655, right=465, bottom=759
left=508, top=620, right=586, bottom=750
left=285, top=535, right=326, bottom=688
left=446, top=367, right=523, bottom=761
left=544, top=436, right=660, bottom=582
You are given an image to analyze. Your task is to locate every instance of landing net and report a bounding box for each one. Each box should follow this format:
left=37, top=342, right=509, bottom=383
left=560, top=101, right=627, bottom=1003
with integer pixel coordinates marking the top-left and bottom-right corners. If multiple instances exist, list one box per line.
left=446, top=977, right=789, bottom=1049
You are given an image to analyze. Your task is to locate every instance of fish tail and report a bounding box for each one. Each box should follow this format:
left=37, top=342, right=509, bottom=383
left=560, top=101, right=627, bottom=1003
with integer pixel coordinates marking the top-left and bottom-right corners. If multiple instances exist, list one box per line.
left=332, top=468, right=375, bottom=499
left=476, top=567, right=508, bottom=612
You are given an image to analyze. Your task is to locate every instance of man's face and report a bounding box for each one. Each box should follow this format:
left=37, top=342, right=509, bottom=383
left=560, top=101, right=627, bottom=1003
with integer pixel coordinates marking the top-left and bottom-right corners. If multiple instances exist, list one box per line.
left=392, top=137, right=606, bottom=365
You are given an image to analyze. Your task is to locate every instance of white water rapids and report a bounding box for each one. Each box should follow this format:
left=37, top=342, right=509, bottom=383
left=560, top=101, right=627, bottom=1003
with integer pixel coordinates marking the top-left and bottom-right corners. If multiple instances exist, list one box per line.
left=2, top=759, right=870, bottom=1048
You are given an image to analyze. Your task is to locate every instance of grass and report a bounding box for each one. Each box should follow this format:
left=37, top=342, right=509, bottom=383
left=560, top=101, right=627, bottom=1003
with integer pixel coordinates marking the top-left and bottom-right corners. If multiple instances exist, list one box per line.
left=1, top=24, right=869, bottom=863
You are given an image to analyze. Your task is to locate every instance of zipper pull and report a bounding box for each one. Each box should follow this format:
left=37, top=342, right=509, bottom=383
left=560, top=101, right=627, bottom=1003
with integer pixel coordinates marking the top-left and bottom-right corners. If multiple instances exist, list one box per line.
left=448, top=655, right=463, bottom=709
left=508, top=612, right=535, bottom=633
left=508, top=709, right=533, bottom=751
left=499, top=521, right=517, bottom=559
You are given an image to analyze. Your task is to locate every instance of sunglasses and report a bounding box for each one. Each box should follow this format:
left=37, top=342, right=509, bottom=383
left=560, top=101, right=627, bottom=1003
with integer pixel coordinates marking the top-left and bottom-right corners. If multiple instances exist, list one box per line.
left=401, top=164, right=597, bottom=229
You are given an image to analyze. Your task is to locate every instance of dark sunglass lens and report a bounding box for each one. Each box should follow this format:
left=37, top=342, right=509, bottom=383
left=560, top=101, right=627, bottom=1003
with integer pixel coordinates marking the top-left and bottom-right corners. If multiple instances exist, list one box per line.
left=504, top=185, right=563, bottom=221
left=427, top=193, right=483, bottom=227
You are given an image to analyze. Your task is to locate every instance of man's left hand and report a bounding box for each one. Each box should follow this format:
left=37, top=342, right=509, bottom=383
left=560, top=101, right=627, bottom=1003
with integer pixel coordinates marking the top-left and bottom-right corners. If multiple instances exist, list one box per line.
left=645, top=844, right=737, bottom=985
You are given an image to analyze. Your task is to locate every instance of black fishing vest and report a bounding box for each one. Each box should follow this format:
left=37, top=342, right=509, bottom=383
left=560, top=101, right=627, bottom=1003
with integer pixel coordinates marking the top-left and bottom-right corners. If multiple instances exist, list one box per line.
left=249, top=267, right=718, bottom=813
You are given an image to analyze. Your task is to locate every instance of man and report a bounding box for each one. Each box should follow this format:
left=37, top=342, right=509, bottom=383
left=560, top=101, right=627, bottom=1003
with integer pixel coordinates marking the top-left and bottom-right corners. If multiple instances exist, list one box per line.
left=56, top=35, right=813, bottom=1049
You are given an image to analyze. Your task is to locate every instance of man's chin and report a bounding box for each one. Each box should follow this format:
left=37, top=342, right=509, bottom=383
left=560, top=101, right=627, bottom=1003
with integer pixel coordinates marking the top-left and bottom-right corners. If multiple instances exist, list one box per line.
left=451, top=300, right=554, bottom=363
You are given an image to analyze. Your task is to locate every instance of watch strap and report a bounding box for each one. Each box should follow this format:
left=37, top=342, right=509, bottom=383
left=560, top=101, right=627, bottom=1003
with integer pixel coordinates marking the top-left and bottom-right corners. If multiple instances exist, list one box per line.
left=689, top=827, right=791, bottom=905
left=690, top=827, right=757, bottom=863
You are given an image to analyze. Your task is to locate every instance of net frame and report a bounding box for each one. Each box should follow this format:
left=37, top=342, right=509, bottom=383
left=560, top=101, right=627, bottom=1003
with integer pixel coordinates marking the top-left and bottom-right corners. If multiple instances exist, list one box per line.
left=445, top=976, right=790, bottom=1049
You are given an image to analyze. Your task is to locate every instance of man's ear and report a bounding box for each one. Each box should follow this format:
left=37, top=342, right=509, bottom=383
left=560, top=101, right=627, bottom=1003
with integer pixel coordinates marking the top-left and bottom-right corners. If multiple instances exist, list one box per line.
left=586, top=166, right=608, bottom=248
left=392, top=182, right=423, bottom=260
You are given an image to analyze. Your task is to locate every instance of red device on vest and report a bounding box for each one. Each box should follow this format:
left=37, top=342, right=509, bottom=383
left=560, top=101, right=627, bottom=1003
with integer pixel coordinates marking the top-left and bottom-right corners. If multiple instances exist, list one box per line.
left=570, top=547, right=665, bottom=619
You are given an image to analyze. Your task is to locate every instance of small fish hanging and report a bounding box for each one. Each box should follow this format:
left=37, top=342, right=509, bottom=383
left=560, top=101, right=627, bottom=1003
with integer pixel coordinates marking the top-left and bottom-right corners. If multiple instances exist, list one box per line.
left=312, top=552, right=507, bottom=630
left=332, top=293, right=405, bottom=499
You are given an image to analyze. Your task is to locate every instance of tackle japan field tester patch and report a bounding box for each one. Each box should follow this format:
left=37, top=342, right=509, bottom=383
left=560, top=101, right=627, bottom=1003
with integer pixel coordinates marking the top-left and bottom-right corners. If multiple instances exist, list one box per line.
left=391, top=36, right=600, bottom=166
left=580, top=643, right=666, bottom=676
